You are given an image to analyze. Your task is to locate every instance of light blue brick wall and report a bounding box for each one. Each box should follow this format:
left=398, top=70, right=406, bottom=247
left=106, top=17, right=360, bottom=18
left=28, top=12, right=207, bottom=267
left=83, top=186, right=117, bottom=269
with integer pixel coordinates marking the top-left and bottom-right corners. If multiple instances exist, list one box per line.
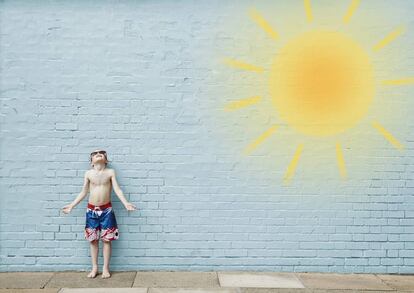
left=1, top=0, right=413, bottom=273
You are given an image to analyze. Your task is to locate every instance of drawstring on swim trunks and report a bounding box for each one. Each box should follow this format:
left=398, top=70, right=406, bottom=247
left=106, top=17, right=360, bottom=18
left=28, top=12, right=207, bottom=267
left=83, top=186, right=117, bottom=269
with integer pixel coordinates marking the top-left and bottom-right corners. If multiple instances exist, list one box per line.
left=87, top=202, right=112, bottom=217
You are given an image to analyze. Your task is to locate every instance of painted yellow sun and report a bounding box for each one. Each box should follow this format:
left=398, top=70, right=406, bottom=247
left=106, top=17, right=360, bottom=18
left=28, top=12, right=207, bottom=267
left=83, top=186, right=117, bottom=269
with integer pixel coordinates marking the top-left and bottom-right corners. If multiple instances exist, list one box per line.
left=222, top=0, right=410, bottom=184
left=270, top=30, right=374, bottom=137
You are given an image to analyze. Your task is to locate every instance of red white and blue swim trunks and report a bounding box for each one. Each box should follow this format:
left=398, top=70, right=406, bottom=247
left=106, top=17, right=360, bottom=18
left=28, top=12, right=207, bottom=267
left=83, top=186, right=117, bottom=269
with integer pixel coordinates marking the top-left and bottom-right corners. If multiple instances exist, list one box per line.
left=85, top=202, right=119, bottom=242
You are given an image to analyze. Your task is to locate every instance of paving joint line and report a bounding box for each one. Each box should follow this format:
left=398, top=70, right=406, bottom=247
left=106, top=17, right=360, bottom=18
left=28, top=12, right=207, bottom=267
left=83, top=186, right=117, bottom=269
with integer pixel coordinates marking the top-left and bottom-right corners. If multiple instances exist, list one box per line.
left=131, top=271, right=137, bottom=288
left=215, top=271, right=221, bottom=287
left=374, top=273, right=397, bottom=291
left=294, top=272, right=307, bottom=289
left=41, top=272, right=56, bottom=289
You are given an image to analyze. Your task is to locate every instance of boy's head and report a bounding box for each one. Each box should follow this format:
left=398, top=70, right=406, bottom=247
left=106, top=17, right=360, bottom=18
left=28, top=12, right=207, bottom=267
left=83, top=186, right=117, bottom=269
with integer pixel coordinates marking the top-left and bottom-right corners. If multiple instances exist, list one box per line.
left=90, top=149, right=109, bottom=167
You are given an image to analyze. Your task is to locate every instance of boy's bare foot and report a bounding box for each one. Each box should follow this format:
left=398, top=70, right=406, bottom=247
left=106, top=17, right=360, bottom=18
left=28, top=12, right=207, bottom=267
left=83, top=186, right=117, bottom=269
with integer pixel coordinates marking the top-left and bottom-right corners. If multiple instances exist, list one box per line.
left=87, top=267, right=98, bottom=278
left=102, top=268, right=111, bottom=279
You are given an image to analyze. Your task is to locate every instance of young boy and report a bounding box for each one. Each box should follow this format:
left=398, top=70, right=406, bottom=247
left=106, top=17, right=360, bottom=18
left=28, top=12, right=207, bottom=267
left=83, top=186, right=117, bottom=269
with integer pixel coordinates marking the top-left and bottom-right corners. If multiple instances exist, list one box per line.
left=61, top=149, right=137, bottom=279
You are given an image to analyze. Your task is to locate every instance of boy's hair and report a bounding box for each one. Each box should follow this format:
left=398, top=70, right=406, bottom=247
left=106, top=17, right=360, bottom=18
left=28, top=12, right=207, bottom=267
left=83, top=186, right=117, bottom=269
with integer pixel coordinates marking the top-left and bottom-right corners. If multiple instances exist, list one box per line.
left=90, top=150, right=109, bottom=166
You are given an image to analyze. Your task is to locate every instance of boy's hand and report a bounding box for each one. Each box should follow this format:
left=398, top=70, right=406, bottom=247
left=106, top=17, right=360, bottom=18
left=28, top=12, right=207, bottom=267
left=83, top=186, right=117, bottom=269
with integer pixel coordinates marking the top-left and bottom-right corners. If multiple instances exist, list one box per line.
left=124, top=202, right=137, bottom=211
left=61, top=204, right=74, bottom=214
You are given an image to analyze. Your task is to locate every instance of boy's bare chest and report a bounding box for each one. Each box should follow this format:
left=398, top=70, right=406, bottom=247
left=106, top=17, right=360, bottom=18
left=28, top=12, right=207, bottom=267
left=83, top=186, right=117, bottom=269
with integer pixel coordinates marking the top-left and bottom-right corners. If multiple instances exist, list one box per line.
left=89, top=172, right=111, bottom=186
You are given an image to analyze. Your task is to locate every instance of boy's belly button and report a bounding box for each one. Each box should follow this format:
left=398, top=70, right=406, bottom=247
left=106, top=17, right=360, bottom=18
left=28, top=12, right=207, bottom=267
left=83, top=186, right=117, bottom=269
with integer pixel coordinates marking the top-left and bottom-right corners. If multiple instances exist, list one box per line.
left=89, top=193, right=111, bottom=206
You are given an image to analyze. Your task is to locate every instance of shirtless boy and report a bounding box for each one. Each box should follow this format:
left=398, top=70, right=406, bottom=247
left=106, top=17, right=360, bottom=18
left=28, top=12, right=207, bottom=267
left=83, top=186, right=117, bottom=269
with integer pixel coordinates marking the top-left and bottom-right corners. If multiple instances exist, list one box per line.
left=61, top=149, right=137, bottom=279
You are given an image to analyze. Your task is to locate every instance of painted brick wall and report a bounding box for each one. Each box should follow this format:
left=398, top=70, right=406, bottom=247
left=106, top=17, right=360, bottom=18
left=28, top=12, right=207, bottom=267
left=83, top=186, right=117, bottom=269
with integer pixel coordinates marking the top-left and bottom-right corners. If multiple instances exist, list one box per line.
left=1, top=0, right=414, bottom=273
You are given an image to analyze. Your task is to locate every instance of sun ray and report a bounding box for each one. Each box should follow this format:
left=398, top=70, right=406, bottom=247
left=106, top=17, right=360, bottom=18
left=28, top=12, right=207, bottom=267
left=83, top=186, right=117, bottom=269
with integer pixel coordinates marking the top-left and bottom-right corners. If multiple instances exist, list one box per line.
left=372, top=121, right=404, bottom=150
left=336, top=142, right=347, bottom=179
left=373, top=25, right=406, bottom=52
left=249, top=8, right=279, bottom=40
left=343, top=0, right=360, bottom=24
left=243, top=125, right=278, bottom=155
left=304, top=0, right=313, bottom=23
left=283, top=143, right=304, bottom=185
left=224, top=96, right=262, bottom=112
left=381, top=77, right=414, bottom=86
left=223, top=58, right=264, bottom=72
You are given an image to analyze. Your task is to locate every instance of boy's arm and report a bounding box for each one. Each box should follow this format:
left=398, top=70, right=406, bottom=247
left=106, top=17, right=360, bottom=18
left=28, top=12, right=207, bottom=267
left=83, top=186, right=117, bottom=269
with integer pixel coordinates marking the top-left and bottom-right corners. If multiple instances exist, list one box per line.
left=110, top=169, right=137, bottom=211
left=70, top=172, right=90, bottom=208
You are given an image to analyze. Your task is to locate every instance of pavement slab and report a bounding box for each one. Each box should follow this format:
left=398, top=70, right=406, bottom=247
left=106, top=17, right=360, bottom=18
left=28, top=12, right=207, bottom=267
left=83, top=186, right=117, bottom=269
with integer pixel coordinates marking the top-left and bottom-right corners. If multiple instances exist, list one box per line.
left=240, top=289, right=311, bottom=293
left=149, top=289, right=240, bottom=293
left=297, top=273, right=394, bottom=290
left=0, top=272, right=54, bottom=289
left=218, top=272, right=305, bottom=288
left=133, top=272, right=219, bottom=288
left=0, top=288, right=60, bottom=293
left=240, top=289, right=406, bottom=293
left=45, top=271, right=136, bottom=288
left=376, top=274, right=414, bottom=291
left=59, top=289, right=148, bottom=293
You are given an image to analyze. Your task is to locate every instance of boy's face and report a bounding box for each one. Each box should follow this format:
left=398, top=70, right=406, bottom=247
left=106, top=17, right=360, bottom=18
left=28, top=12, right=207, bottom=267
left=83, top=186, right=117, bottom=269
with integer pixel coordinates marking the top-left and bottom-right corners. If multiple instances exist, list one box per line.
left=90, top=149, right=108, bottom=165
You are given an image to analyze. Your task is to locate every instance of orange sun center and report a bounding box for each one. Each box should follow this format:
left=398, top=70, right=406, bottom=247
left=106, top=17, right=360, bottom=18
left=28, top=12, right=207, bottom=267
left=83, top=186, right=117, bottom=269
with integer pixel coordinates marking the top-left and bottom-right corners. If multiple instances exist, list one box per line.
left=270, top=30, right=375, bottom=136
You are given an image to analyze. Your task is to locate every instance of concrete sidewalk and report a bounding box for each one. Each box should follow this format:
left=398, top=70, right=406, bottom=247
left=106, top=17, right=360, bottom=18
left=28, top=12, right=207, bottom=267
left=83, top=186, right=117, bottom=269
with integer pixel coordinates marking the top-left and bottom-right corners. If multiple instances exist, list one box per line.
left=1, top=271, right=414, bottom=292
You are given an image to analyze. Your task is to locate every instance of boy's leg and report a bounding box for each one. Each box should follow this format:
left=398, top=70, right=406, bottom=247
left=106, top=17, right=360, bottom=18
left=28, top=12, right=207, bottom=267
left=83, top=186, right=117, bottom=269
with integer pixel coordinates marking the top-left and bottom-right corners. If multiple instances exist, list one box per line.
left=100, top=207, right=118, bottom=278
left=85, top=207, right=100, bottom=278
left=87, top=240, right=99, bottom=278
left=102, top=240, right=112, bottom=278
